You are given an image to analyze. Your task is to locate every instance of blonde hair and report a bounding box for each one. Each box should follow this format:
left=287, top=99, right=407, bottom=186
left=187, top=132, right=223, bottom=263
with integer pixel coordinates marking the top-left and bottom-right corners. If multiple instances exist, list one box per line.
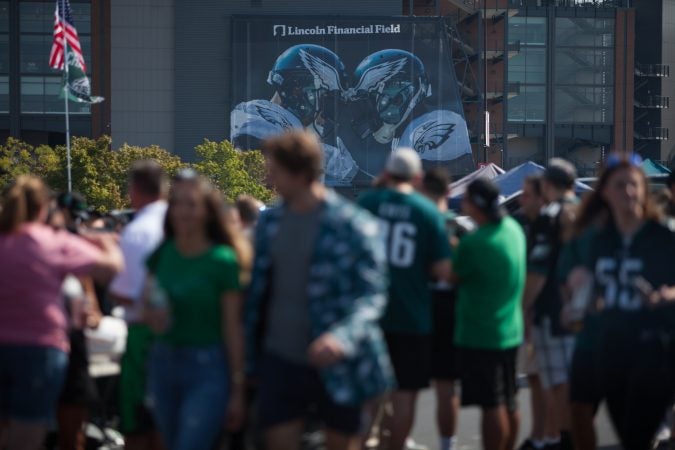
left=0, top=176, right=50, bottom=233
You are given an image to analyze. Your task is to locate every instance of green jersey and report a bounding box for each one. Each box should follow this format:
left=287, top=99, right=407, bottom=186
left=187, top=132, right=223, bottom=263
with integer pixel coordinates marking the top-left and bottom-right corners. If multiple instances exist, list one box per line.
left=147, top=240, right=241, bottom=346
left=453, top=216, right=526, bottom=349
left=358, top=189, right=452, bottom=334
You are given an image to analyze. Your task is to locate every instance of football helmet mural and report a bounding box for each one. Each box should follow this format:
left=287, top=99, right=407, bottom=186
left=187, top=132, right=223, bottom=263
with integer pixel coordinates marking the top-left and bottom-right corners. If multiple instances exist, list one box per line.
left=349, top=49, right=431, bottom=144
left=267, top=44, right=348, bottom=134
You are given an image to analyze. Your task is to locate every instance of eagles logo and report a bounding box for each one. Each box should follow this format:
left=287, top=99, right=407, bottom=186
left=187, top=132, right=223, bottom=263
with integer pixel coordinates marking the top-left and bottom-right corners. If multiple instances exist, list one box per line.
left=412, top=121, right=455, bottom=155
left=254, top=104, right=296, bottom=130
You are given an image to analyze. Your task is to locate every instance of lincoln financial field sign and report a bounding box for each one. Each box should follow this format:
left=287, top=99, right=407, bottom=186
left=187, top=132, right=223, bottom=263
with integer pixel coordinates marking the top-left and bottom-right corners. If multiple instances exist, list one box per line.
left=230, top=16, right=474, bottom=188
left=272, top=24, right=403, bottom=36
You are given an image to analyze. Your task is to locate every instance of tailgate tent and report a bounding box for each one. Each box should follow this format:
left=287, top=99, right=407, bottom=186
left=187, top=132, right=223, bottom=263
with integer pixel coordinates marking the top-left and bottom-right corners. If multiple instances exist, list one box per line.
left=641, top=158, right=672, bottom=176
left=447, top=163, right=505, bottom=210
left=493, top=161, right=593, bottom=197
left=447, top=161, right=592, bottom=212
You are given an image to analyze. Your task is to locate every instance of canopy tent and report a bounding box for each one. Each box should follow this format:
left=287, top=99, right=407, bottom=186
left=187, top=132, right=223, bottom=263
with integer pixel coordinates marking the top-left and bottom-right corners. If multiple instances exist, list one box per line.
left=641, top=158, right=672, bottom=176
left=492, top=161, right=593, bottom=197
left=447, top=163, right=504, bottom=209
left=448, top=161, right=593, bottom=211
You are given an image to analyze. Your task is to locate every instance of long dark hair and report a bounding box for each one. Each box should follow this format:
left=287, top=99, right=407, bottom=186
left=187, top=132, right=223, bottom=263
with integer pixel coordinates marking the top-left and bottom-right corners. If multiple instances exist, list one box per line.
left=164, top=170, right=252, bottom=279
left=574, top=159, right=661, bottom=236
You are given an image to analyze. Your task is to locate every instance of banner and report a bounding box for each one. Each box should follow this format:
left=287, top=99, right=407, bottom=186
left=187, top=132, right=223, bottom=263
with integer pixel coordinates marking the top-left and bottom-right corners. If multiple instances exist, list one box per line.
left=230, top=16, right=473, bottom=187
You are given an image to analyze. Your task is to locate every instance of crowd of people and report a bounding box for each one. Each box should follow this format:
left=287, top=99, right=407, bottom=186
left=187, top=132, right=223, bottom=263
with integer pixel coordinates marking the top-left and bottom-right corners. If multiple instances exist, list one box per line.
left=0, top=129, right=674, bottom=450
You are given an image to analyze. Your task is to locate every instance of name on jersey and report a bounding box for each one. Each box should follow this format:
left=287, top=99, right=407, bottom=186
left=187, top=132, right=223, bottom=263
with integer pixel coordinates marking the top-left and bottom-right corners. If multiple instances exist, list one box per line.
left=378, top=203, right=411, bottom=221
left=273, top=24, right=401, bottom=37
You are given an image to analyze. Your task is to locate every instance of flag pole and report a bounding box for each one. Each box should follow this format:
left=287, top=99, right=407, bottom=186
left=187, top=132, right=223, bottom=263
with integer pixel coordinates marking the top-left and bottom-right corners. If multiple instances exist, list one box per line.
left=60, top=1, right=72, bottom=193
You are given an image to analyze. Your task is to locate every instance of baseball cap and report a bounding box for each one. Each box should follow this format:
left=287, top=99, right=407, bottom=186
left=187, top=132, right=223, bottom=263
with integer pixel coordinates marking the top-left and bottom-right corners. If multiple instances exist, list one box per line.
left=385, top=147, right=422, bottom=180
left=466, top=177, right=505, bottom=221
left=543, top=158, right=577, bottom=189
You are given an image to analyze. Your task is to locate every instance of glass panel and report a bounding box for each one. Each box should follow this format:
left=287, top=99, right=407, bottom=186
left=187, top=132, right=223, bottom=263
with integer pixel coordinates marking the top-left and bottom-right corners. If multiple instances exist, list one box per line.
left=0, top=2, right=9, bottom=33
left=20, top=34, right=52, bottom=73
left=80, top=35, right=91, bottom=71
left=509, top=47, right=546, bottom=84
left=554, top=86, right=613, bottom=123
left=509, top=16, right=547, bottom=46
left=21, top=76, right=90, bottom=114
left=70, top=3, right=90, bottom=34
left=20, top=2, right=90, bottom=34
left=0, top=75, right=8, bottom=113
left=20, top=2, right=52, bottom=34
left=554, top=48, right=614, bottom=84
left=0, top=35, right=8, bottom=73
left=508, top=86, right=546, bottom=123
left=555, top=18, right=614, bottom=48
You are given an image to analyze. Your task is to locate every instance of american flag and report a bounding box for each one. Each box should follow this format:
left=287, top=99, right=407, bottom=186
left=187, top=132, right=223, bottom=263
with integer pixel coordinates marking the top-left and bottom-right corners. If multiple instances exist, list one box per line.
left=49, top=0, right=86, bottom=72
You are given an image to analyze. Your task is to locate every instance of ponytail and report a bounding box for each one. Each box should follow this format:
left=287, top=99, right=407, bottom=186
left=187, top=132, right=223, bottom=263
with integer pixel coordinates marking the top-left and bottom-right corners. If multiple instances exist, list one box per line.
left=0, top=176, right=49, bottom=233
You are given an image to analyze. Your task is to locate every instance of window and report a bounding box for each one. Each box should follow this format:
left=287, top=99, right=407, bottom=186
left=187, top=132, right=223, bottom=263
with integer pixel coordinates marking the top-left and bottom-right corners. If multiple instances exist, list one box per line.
left=509, top=86, right=546, bottom=123
left=0, top=75, right=8, bottom=113
left=20, top=76, right=89, bottom=114
left=554, top=18, right=614, bottom=124
left=0, top=1, right=8, bottom=33
left=509, top=47, right=546, bottom=84
left=555, top=18, right=614, bottom=48
left=508, top=15, right=547, bottom=123
left=509, top=17, right=546, bottom=46
left=554, top=86, right=613, bottom=123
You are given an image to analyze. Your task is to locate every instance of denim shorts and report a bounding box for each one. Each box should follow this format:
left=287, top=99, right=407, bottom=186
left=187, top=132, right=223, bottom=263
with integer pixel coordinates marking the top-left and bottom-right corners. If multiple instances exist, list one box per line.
left=0, top=345, right=68, bottom=423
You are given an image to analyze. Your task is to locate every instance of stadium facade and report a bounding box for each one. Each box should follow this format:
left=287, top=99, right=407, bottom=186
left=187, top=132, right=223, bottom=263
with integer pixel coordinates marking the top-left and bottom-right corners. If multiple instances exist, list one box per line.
left=1, top=0, right=673, bottom=175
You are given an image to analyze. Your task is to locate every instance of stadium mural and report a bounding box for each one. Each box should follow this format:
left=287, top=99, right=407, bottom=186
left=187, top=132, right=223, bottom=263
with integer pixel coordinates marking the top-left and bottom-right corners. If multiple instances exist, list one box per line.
left=230, top=16, right=473, bottom=187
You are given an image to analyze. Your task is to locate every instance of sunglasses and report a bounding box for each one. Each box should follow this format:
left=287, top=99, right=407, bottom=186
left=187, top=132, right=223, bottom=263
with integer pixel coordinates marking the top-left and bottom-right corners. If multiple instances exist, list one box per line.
left=605, top=152, right=642, bottom=169
left=172, top=168, right=199, bottom=181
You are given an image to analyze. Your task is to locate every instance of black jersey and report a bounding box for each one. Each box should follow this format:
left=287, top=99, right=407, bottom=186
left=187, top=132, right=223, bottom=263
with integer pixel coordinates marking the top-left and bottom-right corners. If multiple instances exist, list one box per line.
left=527, top=198, right=577, bottom=335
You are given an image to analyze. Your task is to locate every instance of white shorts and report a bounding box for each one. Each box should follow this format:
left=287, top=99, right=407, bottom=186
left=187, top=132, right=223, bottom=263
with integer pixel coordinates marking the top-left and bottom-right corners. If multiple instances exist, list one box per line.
left=532, top=318, right=575, bottom=389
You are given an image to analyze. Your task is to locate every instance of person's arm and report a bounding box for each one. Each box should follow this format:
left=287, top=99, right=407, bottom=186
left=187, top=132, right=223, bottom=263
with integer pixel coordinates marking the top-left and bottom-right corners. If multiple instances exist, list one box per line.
left=431, top=260, right=452, bottom=283
left=222, top=291, right=246, bottom=431
left=82, top=233, right=124, bottom=284
left=109, top=230, right=152, bottom=307
left=429, top=212, right=453, bottom=283
left=522, top=273, right=546, bottom=310
left=80, top=276, right=102, bottom=329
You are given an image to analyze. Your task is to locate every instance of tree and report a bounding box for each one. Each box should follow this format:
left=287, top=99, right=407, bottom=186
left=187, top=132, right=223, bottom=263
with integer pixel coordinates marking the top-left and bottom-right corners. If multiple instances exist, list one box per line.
left=0, top=138, right=59, bottom=188
left=48, top=137, right=185, bottom=211
left=193, top=139, right=274, bottom=204
left=0, top=136, right=273, bottom=211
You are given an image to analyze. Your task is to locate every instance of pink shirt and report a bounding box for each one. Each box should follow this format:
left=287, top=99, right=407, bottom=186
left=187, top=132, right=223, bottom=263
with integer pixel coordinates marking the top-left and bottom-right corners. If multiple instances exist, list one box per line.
left=0, top=223, right=102, bottom=352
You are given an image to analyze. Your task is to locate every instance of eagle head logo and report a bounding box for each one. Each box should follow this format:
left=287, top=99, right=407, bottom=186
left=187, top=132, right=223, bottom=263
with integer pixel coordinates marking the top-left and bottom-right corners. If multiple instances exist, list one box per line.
left=412, top=120, right=455, bottom=155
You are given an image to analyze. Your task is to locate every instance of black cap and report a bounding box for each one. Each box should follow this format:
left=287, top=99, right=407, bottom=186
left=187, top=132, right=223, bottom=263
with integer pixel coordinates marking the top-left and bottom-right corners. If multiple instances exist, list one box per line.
left=466, top=177, right=505, bottom=221
left=543, top=158, right=577, bottom=189
left=57, top=192, right=91, bottom=221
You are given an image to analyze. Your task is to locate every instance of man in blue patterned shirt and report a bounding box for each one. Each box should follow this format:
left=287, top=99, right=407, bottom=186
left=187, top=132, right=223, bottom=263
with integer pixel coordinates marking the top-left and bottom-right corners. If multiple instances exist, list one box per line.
left=245, top=130, right=395, bottom=450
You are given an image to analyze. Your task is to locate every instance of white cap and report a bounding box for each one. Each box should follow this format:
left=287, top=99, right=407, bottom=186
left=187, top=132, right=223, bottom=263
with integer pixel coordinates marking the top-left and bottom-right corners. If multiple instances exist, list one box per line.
left=385, top=147, right=422, bottom=180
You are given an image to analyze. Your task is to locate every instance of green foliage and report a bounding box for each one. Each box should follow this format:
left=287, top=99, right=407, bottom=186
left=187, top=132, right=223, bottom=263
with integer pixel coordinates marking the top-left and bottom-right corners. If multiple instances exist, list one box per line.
left=193, top=139, right=274, bottom=204
left=0, top=136, right=272, bottom=211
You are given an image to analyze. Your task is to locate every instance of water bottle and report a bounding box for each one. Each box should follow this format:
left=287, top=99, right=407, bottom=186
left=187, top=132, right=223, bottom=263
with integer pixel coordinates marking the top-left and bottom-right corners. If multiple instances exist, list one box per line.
left=564, top=277, right=594, bottom=332
left=147, top=277, right=171, bottom=333
left=63, top=275, right=86, bottom=329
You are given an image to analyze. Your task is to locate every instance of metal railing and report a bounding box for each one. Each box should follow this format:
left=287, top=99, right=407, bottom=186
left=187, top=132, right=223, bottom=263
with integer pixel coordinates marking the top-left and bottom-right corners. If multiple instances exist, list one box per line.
left=635, top=96, right=670, bottom=109
left=635, top=127, right=670, bottom=140
left=635, top=63, right=671, bottom=78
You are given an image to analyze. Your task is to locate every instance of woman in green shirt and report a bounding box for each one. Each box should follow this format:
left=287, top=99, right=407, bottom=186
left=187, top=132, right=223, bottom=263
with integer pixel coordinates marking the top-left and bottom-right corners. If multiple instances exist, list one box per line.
left=145, top=169, right=252, bottom=450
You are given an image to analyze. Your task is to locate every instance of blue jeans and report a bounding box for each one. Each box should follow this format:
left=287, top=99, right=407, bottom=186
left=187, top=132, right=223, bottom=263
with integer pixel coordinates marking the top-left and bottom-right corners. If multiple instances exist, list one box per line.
left=147, top=343, right=229, bottom=450
left=0, top=345, right=68, bottom=423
